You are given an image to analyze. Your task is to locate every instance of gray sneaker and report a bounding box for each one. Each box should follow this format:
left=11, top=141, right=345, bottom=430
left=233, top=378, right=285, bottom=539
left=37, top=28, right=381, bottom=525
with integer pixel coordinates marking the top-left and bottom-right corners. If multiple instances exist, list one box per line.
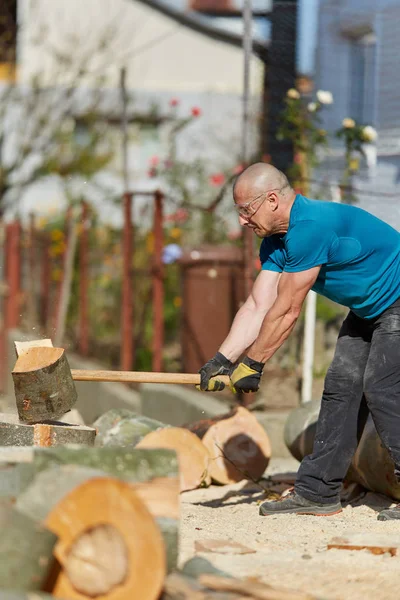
left=259, top=490, right=342, bottom=516
left=377, top=505, right=400, bottom=521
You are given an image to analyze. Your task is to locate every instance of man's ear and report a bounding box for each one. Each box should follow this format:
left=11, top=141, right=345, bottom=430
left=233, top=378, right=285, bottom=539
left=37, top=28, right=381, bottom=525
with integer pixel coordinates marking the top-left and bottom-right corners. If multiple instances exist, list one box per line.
left=268, top=192, right=279, bottom=212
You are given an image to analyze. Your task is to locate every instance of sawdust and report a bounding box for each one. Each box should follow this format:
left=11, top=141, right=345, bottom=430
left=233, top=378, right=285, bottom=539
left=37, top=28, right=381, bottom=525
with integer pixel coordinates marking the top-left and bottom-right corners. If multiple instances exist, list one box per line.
left=180, top=458, right=400, bottom=600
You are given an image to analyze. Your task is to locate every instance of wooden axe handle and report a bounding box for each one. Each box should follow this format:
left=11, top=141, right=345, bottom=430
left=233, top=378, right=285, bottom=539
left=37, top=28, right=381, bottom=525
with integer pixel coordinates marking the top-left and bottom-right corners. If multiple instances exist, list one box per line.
left=71, top=369, right=231, bottom=386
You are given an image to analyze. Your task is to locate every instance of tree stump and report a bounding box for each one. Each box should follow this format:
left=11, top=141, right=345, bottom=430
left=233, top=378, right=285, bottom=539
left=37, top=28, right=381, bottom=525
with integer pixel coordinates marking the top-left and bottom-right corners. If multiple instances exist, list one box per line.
left=0, top=413, right=95, bottom=447
left=93, top=409, right=165, bottom=447
left=136, top=427, right=211, bottom=492
left=0, top=501, right=57, bottom=590
left=29, top=447, right=180, bottom=572
left=12, top=347, right=77, bottom=423
left=186, top=406, right=271, bottom=484
left=17, top=466, right=166, bottom=599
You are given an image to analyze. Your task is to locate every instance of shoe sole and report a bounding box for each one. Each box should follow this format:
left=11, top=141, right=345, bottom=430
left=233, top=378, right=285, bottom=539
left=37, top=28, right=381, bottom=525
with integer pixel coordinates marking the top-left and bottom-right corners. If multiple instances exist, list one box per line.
left=260, top=507, right=342, bottom=517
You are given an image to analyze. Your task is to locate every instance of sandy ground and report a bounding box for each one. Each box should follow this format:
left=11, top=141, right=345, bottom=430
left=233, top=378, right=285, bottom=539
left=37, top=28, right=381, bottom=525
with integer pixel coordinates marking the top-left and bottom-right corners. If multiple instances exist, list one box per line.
left=180, top=458, right=400, bottom=600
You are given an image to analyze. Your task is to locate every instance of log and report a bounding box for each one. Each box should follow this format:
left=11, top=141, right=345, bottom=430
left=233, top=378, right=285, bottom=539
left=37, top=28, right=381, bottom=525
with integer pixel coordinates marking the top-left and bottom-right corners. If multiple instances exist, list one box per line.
left=284, top=400, right=400, bottom=500
left=31, top=447, right=180, bottom=572
left=0, top=413, right=95, bottom=447
left=17, top=467, right=166, bottom=599
left=186, top=407, right=271, bottom=484
left=12, top=347, right=77, bottom=423
left=0, top=500, right=57, bottom=590
left=136, top=427, right=211, bottom=491
left=93, top=409, right=164, bottom=447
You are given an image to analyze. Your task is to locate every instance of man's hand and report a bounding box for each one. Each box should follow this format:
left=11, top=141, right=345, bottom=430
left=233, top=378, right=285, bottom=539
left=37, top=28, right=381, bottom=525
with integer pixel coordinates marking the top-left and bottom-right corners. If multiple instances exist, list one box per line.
left=197, top=352, right=233, bottom=392
left=229, top=356, right=264, bottom=393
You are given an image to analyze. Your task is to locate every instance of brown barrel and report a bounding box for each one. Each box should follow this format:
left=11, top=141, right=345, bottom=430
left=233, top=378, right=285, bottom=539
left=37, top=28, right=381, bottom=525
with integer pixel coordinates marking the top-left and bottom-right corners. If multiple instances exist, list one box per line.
left=284, top=400, right=400, bottom=500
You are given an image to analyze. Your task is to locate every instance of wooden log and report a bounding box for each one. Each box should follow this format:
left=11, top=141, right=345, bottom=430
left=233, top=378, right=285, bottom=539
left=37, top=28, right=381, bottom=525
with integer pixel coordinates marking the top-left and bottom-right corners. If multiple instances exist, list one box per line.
left=18, top=467, right=166, bottom=599
left=284, top=401, right=400, bottom=500
left=186, top=407, right=271, bottom=485
left=0, top=501, right=57, bottom=591
left=12, top=347, right=77, bottom=423
left=0, top=413, right=95, bottom=447
left=31, top=447, right=180, bottom=572
left=136, top=427, right=211, bottom=492
left=93, top=409, right=164, bottom=447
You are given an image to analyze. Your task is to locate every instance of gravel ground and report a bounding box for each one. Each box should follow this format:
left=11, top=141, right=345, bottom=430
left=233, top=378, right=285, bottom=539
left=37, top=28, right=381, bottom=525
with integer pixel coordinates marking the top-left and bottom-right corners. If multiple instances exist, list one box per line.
left=180, top=458, right=400, bottom=600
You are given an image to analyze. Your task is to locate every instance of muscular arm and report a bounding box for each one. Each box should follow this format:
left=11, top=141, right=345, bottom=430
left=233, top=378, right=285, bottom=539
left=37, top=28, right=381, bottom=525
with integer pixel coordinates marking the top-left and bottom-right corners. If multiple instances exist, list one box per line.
left=248, top=266, right=321, bottom=363
left=219, top=270, right=281, bottom=362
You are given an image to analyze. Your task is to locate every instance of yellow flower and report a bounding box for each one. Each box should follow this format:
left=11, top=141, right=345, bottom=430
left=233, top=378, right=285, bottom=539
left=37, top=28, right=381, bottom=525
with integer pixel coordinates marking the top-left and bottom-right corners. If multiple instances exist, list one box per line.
left=287, top=88, right=300, bottom=100
left=173, top=296, right=182, bottom=308
left=349, top=158, right=360, bottom=171
left=170, top=227, right=181, bottom=240
left=51, top=229, right=64, bottom=242
left=342, top=118, right=356, bottom=128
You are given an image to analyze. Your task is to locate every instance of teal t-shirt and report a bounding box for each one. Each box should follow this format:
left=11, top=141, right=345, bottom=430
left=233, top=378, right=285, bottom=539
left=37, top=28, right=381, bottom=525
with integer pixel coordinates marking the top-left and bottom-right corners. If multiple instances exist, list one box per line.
left=259, top=194, right=400, bottom=319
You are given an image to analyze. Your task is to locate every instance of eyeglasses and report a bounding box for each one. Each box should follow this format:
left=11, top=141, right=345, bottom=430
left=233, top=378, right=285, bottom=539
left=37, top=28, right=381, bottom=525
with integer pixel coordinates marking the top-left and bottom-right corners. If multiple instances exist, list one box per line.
left=234, top=187, right=283, bottom=219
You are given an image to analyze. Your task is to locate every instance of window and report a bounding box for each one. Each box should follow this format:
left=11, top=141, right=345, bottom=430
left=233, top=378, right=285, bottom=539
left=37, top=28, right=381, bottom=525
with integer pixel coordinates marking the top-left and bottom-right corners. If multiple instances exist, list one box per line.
left=349, top=33, right=377, bottom=125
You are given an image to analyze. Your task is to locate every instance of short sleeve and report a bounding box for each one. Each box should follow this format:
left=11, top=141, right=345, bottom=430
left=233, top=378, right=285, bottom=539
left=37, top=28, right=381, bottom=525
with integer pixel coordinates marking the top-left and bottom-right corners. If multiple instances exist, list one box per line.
left=284, top=220, right=335, bottom=272
left=259, top=237, right=284, bottom=273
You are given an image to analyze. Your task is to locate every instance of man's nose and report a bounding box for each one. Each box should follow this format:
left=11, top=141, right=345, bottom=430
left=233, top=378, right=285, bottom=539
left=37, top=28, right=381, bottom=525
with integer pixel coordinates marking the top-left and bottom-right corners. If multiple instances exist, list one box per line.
left=238, top=215, right=248, bottom=227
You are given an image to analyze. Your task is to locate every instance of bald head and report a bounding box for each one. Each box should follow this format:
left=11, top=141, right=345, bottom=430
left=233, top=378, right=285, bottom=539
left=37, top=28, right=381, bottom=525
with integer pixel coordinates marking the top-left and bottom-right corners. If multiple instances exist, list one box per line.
left=233, top=163, right=291, bottom=202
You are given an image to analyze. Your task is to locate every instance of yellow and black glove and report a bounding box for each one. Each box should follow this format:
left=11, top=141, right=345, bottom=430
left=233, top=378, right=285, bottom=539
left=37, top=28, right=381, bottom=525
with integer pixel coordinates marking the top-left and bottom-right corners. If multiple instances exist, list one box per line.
left=197, top=352, right=233, bottom=392
left=229, top=355, right=264, bottom=393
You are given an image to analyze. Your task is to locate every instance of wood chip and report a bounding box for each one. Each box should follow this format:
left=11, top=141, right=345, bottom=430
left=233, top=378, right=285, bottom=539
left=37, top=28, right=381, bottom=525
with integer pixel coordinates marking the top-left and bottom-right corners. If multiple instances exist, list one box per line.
left=328, top=533, right=400, bottom=556
left=195, top=539, right=256, bottom=554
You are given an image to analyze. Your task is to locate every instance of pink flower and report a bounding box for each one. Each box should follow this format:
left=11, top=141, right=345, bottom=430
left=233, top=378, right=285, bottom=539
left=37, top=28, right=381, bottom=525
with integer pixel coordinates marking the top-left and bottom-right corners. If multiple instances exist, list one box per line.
left=149, top=156, right=159, bottom=166
left=191, top=106, right=201, bottom=117
left=170, top=98, right=179, bottom=107
left=148, top=168, right=157, bottom=178
left=209, top=173, right=225, bottom=187
left=175, top=208, right=189, bottom=223
left=232, top=164, right=245, bottom=175
left=294, top=153, right=302, bottom=165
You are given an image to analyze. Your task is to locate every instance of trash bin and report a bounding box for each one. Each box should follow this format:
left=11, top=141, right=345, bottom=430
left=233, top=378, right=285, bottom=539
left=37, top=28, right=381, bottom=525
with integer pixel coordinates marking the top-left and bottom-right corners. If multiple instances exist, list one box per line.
left=179, top=245, right=246, bottom=373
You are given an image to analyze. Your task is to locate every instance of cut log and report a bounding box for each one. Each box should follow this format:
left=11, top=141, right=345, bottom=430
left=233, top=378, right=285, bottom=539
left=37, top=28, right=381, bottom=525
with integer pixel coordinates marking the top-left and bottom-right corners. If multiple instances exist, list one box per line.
left=0, top=414, right=95, bottom=447
left=31, top=447, right=180, bottom=572
left=0, top=501, right=57, bottom=590
left=327, top=533, right=400, bottom=556
left=93, top=409, right=165, bottom=447
left=12, top=347, right=77, bottom=423
left=284, top=401, right=400, bottom=500
left=17, top=468, right=166, bottom=599
left=136, top=427, right=211, bottom=492
left=186, top=407, right=271, bottom=484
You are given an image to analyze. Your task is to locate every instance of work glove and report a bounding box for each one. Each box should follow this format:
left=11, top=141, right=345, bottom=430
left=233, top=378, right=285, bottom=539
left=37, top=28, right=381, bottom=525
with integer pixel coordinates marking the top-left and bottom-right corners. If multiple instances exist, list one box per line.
left=197, top=352, right=233, bottom=392
left=229, top=355, right=264, bottom=394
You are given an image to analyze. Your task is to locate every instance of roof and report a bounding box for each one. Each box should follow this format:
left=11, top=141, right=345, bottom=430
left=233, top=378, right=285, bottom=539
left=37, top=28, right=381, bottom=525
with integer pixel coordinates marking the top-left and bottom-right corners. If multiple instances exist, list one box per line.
left=133, top=0, right=270, bottom=59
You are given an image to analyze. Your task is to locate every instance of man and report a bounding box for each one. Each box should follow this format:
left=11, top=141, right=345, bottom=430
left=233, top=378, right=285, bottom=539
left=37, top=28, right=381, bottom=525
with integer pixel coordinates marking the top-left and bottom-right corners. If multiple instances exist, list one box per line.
left=198, top=162, right=400, bottom=521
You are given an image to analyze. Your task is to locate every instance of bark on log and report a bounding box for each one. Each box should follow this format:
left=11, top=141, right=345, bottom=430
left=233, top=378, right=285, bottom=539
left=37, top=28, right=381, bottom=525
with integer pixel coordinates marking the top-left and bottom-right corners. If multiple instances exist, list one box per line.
left=17, top=467, right=166, bottom=599
left=30, top=447, right=180, bottom=572
left=12, top=347, right=77, bottom=423
left=0, top=501, right=57, bottom=591
left=136, top=427, right=211, bottom=491
left=186, top=407, right=271, bottom=485
left=0, top=414, right=95, bottom=447
left=93, top=409, right=165, bottom=447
